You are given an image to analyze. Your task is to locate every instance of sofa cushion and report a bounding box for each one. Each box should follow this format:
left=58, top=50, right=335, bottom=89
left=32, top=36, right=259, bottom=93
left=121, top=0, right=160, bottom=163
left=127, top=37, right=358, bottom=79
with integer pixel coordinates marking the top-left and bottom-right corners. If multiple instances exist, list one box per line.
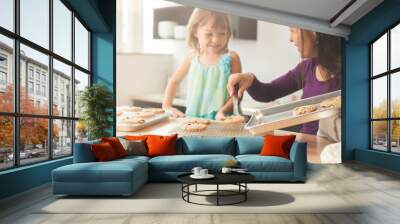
left=73, top=140, right=100, bottom=163
left=147, top=134, right=178, bottom=157
left=91, top=142, right=118, bottom=161
left=235, top=137, right=263, bottom=155
left=53, top=159, right=147, bottom=183
left=236, top=155, right=293, bottom=172
left=177, top=136, right=236, bottom=155
left=101, top=137, right=127, bottom=158
left=260, top=135, right=296, bottom=159
left=149, top=154, right=235, bottom=172
left=118, top=138, right=147, bottom=156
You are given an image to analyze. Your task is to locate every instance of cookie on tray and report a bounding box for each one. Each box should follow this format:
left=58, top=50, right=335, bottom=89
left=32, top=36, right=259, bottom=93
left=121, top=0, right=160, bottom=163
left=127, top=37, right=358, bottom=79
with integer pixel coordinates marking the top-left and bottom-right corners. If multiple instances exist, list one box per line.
left=219, top=115, right=246, bottom=124
left=134, top=111, right=155, bottom=119
left=121, top=117, right=145, bottom=124
left=292, top=105, right=317, bottom=116
left=320, top=96, right=341, bottom=108
left=182, top=123, right=208, bottom=132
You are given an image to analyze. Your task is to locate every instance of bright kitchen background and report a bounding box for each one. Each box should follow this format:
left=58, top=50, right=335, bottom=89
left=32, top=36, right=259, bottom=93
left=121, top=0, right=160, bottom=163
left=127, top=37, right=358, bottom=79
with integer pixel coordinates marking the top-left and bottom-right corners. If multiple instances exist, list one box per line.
left=116, top=0, right=301, bottom=113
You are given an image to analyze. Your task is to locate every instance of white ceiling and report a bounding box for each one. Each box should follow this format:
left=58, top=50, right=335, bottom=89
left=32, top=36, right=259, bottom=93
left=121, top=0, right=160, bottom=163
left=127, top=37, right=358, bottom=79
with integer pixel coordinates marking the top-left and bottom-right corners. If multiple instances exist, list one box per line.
left=170, top=0, right=384, bottom=37
left=226, top=0, right=352, bottom=23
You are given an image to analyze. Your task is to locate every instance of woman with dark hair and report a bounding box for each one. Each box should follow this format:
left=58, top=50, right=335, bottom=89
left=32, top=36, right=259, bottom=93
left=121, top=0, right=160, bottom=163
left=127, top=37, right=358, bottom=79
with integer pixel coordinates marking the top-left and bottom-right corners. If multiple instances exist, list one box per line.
left=227, top=28, right=342, bottom=135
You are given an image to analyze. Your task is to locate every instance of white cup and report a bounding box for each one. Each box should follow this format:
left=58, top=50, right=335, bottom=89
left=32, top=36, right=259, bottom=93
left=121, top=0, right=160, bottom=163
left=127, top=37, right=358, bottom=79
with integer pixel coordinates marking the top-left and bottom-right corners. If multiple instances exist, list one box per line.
left=191, top=167, right=202, bottom=176
left=221, top=167, right=232, bottom=174
left=200, top=169, right=208, bottom=176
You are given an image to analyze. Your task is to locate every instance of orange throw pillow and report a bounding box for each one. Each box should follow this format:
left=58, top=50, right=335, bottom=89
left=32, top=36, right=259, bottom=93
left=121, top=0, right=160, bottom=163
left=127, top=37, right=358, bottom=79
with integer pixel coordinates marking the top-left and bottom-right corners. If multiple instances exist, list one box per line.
left=91, top=142, right=117, bottom=161
left=101, top=137, right=127, bottom=158
left=146, top=134, right=178, bottom=157
left=260, top=134, right=296, bottom=159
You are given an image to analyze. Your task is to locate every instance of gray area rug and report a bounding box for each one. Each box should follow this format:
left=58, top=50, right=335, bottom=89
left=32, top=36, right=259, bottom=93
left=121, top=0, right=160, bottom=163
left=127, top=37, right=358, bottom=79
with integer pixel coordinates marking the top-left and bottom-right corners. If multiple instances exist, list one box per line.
left=38, top=183, right=361, bottom=214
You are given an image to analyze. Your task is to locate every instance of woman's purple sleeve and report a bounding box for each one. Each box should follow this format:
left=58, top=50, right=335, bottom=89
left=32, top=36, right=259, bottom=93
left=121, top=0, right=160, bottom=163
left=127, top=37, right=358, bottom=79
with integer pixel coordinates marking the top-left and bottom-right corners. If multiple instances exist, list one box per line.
left=247, top=62, right=305, bottom=102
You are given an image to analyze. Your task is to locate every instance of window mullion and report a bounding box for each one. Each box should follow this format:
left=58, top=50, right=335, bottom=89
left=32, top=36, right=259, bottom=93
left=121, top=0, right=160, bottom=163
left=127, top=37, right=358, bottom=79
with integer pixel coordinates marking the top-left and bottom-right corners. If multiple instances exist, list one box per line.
left=48, top=0, right=54, bottom=160
left=388, top=30, right=391, bottom=152
left=13, top=0, right=20, bottom=167
left=71, top=10, right=76, bottom=155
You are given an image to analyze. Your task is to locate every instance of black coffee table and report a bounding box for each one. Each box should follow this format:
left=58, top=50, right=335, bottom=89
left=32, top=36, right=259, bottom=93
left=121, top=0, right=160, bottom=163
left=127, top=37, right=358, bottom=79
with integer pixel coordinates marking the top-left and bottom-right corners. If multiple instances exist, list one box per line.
left=177, top=173, right=255, bottom=206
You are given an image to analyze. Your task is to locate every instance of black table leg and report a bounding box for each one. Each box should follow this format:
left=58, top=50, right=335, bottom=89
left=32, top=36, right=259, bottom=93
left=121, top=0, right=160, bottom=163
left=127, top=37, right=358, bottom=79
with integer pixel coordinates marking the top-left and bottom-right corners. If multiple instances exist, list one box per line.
left=245, top=183, right=247, bottom=201
left=195, top=184, right=197, bottom=192
left=217, top=184, right=219, bottom=206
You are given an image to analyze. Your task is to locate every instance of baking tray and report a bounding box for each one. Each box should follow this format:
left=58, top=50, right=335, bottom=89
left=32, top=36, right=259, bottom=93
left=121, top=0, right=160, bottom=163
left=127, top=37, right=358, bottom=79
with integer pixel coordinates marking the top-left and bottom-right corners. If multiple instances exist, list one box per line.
left=117, top=112, right=171, bottom=132
left=245, top=90, right=341, bottom=136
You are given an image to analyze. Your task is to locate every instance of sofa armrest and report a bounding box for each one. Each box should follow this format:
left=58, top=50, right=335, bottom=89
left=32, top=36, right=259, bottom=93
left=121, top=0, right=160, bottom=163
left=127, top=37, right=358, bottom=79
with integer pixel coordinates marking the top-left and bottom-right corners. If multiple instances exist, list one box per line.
left=73, top=140, right=100, bottom=163
left=289, top=141, right=307, bottom=181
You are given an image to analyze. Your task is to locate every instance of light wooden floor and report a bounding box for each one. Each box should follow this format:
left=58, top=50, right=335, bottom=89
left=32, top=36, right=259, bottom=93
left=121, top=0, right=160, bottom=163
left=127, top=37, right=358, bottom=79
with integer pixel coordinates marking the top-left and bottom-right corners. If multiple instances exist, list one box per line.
left=1, top=162, right=400, bottom=224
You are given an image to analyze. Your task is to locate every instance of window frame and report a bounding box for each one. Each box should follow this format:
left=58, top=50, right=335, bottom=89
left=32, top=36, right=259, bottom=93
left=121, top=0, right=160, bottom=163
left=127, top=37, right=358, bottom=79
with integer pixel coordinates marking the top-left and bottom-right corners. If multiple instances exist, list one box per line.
left=370, top=20, right=400, bottom=154
left=0, top=0, right=92, bottom=171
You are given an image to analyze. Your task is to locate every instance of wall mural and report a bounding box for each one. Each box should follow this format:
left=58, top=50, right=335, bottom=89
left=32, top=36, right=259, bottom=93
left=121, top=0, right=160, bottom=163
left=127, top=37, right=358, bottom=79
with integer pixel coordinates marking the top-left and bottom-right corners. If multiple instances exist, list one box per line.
left=116, top=1, right=342, bottom=163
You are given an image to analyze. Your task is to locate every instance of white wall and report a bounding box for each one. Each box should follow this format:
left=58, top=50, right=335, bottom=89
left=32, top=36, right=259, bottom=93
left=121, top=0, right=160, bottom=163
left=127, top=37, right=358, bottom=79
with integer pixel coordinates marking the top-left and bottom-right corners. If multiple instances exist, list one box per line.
left=116, top=53, right=173, bottom=106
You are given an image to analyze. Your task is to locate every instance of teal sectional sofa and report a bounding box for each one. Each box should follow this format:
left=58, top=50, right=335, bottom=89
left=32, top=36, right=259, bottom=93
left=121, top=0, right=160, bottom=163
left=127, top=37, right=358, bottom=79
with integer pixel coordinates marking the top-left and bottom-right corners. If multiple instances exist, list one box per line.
left=52, top=136, right=307, bottom=196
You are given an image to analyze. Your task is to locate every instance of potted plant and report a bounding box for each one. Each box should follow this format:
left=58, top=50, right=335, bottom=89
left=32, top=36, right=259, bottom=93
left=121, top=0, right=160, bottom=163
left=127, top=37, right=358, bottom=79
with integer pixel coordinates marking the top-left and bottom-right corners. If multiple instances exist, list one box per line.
left=79, top=84, right=114, bottom=140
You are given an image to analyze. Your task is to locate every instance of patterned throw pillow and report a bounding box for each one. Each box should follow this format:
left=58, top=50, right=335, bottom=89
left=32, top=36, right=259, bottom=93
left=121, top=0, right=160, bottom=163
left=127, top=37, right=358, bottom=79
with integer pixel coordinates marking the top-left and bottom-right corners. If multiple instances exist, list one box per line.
left=118, top=137, right=147, bottom=156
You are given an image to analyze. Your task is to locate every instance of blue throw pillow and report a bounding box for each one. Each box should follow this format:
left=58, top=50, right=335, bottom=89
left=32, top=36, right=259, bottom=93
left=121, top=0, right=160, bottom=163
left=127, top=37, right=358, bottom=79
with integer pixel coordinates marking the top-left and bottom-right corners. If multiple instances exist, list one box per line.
left=235, top=137, right=264, bottom=155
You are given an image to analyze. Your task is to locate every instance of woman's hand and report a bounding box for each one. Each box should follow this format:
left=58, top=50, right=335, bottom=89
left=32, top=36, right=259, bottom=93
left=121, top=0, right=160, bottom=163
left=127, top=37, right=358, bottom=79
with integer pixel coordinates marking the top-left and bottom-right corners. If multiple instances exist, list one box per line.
left=164, top=106, right=185, bottom=118
left=215, top=110, right=227, bottom=121
left=227, top=72, right=255, bottom=99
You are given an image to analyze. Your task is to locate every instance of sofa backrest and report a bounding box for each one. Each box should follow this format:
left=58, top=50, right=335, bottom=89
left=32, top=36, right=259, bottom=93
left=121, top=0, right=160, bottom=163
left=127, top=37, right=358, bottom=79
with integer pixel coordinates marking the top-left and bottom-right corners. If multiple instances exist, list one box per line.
left=73, top=139, right=100, bottom=163
left=176, top=136, right=236, bottom=156
left=235, top=136, right=264, bottom=155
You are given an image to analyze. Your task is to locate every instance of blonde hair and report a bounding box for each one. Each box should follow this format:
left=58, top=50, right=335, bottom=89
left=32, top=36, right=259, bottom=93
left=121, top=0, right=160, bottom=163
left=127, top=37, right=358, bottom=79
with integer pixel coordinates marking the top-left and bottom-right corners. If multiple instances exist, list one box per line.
left=186, top=8, right=231, bottom=52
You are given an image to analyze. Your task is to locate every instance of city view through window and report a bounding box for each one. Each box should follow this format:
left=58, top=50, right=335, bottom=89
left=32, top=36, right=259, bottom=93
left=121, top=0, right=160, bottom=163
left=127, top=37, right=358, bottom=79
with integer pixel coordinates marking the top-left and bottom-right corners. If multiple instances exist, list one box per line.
left=0, top=0, right=91, bottom=170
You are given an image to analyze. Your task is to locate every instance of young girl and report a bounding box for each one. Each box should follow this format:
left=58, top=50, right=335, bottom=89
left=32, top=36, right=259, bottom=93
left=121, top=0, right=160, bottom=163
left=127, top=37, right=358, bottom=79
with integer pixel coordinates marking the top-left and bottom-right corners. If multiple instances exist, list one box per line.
left=162, top=8, right=242, bottom=120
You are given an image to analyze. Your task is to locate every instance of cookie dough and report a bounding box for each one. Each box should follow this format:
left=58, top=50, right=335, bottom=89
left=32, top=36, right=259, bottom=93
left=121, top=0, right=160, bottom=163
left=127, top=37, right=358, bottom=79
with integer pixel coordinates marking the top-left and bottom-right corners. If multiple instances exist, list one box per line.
left=187, top=118, right=211, bottom=125
left=182, top=123, right=208, bottom=132
left=320, top=96, right=341, bottom=108
left=293, top=105, right=317, bottom=116
left=142, top=108, right=165, bottom=114
left=125, top=106, right=143, bottom=112
left=219, top=115, right=246, bottom=124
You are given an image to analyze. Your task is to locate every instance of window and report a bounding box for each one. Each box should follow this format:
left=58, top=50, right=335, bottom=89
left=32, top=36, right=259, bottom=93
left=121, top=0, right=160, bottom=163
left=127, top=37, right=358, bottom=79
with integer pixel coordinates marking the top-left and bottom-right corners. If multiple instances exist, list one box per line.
left=28, top=81, right=34, bottom=94
left=0, top=0, right=91, bottom=170
left=0, top=0, right=14, bottom=32
left=35, top=70, right=41, bottom=81
left=36, top=83, right=40, bottom=95
left=53, top=0, right=72, bottom=60
left=28, top=67, right=34, bottom=80
left=0, top=54, right=7, bottom=87
left=42, top=85, right=46, bottom=97
left=370, top=23, right=400, bottom=154
left=20, top=0, right=49, bottom=49
left=0, top=54, right=7, bottom=67
left=75, top=18, right=89, bottom=70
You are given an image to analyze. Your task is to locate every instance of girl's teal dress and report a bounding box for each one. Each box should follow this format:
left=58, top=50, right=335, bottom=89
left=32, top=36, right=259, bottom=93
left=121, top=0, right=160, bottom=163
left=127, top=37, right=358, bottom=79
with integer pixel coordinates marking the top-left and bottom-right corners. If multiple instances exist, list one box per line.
left=185, top=52, right=232, bottom=120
